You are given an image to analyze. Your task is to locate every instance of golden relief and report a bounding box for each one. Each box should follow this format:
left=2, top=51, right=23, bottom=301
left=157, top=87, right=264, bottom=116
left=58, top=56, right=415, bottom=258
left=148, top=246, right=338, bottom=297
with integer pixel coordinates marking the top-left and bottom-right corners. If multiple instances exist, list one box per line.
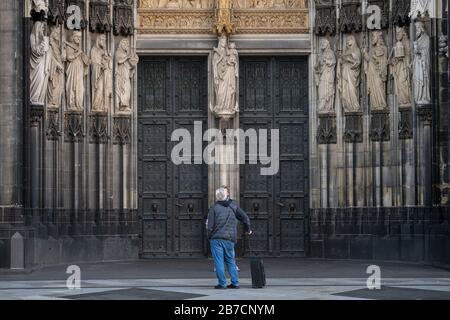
left=137, top=0, right=309, bottom=34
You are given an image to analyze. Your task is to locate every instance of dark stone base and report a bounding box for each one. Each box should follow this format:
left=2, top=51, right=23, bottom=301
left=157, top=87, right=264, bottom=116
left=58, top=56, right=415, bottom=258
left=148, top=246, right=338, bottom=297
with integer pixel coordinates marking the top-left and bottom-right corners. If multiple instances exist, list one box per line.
left=0, top=208, right=139, bottom=268
left=311, top=207, right=450, bottom=266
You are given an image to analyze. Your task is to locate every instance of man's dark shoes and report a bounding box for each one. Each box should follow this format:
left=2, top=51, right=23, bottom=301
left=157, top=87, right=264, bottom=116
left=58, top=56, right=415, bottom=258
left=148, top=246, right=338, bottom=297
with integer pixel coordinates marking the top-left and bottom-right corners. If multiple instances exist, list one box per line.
left=214, top=285, right=226, bottom=289
left=227, top=284, right=240, bottom=289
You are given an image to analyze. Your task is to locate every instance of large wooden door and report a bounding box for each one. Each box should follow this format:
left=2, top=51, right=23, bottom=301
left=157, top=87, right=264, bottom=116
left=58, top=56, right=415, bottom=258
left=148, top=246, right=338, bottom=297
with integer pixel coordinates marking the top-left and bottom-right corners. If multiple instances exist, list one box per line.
left=138, top=57, right=208, bottom=258
left=239, top=57, right=309, bottom=257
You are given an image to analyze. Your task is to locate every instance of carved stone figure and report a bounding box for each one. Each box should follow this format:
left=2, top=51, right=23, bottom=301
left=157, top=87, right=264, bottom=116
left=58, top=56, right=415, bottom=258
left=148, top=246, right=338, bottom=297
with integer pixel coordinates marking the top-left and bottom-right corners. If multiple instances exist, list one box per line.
left=363, top=31, right=388, bottom=111
left=390, top=26, right=412, bottom=108
left=115, top=39, right=139, bottom=113
left=413, top=21, right=431, bottom=105
left=91, top=34, right=112, bottom=112
left=211, top=36, right=239, bottom=119
left=315, top=38, right=336, bottom=114
left=47, top=27, right=64, bottom=109
left=30, top=21, right=50, bottom=106
left=65, top=31, right=90, bottom=111
left=338, top=35, right=361, bottom=113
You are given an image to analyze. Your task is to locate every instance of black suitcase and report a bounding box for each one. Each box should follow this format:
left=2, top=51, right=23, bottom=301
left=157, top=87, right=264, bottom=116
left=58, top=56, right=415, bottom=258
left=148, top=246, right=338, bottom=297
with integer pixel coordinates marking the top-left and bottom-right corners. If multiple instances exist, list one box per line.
left=250, top=257, right=266, bottom=289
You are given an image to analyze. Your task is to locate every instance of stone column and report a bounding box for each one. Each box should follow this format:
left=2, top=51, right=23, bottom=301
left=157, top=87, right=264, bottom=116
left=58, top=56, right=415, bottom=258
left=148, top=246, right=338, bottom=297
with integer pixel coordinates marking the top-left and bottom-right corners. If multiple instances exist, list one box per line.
left=0, top=0, right=24, bottom=208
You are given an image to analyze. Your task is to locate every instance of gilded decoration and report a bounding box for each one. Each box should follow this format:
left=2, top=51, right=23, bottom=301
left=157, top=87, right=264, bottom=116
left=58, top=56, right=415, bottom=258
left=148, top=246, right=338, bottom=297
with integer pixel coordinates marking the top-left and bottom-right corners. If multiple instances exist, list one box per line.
left=137, top=0, right=309, bottom=34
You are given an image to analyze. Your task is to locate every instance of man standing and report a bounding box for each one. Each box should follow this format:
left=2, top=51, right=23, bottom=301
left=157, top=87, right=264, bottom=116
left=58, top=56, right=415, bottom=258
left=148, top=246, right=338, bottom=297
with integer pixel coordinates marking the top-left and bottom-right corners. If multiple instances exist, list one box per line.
left=207, top=187, right=252, bottom=289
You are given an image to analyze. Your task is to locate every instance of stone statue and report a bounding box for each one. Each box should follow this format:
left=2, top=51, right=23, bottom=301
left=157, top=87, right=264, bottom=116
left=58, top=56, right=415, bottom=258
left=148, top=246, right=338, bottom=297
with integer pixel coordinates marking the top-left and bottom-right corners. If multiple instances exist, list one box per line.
left=363, top=31, right=388, bottom=111
left=413, top=21, right=431, bottom=105
left=338, top=35, right=362, bottom=113
left=390, top=26, right=412, bottom=108
left=211, top=36, right=239, bottom=119
left=115, top=39, right=139, bottom=113
left=91, top=34, right=112, bottom=113
left=47, top=27, right=64, bottom=109
left=30, top=21, right=50, bottom=106
left=315, top=38, right=336, bottom=114
left=65, top=31, right=90, bottom=112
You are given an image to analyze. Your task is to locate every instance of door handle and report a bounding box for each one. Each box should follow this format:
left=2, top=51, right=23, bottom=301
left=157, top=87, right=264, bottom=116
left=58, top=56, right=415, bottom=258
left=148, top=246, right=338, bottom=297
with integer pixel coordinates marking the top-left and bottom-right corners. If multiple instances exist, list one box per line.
left=175, top=203, right=183, bottom=208
left=277, top=202, right=285, bottom=207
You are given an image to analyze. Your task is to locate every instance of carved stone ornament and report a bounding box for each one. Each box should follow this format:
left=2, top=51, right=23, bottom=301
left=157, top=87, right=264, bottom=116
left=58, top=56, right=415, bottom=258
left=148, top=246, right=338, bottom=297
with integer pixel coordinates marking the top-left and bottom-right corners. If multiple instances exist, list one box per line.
left=30, top=105, right=45, bottom=127
left=369, top=111, right=390, bottom=142
left=113, top=116, right=132, bottom=145
left=48, top=0, right=65, bottom=25
left=64, top=112, right=84, bottom=142
left=417, top=105, right=432, bottom=125
left=31, top=0, right=49, bottom=21
left=399, top=108, right=413, bottom=140
left=89, top=114, right=108, bottom=144
left=410, top=0, right=433, bottom=20
left=392, top=0, right=410, bottom=26
left=317, top=114, right=337, bottom=144
left=339, top=1, right=362, bottom=33
left=211, top=36, right=239, bottom=120
left=89, top=1, right=112, bottom=33
left=214, top=0, right=234, bottom=35
left=344, top=114, right=363, bottom=143
left=114, top=0, right=134, bottom=36
left=46, top=109, right=61, bottom=141
left=439, top=34, right=448, bottom=59
left=315, top=0, right=336, bottom=36
left=137, top=0, right=309, bottom=34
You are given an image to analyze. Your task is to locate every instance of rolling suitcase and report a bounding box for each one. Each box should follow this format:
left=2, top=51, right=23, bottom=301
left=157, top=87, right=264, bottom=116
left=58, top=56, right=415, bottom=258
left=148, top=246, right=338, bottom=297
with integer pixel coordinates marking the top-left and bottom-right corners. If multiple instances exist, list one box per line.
left=250, top=257, right=266, bottom=289
left=247, top=233, right=266, bottom=288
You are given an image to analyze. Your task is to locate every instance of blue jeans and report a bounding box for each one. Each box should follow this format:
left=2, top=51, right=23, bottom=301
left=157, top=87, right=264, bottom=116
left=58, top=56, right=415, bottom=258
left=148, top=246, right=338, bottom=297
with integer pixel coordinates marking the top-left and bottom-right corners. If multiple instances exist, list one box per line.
left=210, top=239, right=239, bottom=287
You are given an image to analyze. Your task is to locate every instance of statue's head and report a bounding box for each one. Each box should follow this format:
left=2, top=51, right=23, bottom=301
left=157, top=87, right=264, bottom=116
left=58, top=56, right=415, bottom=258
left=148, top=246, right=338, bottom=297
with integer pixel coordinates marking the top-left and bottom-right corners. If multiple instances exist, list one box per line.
left=72, top=31, right=82, bottom=44
left=415, top=21, right=425, bottom=37
left=395, top=26, right=406, bottom=41
left=346, top=35, right=355, bottom=48
left=229, top=42, right=236, bottom=50
left=319, top=38, right=330, bottom=51
left=218, top=36, right=227, bottom=49
left=97, top=34, right=106, bottom=48
left=120, top=39, right=130, bottom=52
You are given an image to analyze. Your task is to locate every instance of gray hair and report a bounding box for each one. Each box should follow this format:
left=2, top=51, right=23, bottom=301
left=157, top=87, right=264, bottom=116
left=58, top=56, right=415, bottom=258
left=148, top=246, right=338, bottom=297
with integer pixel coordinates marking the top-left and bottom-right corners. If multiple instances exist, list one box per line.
left=215, top=187, right=227, bottom=201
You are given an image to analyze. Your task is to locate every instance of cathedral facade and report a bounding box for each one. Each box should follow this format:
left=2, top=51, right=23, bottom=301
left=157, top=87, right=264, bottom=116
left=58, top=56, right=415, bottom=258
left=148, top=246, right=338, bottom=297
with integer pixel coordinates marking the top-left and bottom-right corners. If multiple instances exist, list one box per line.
left=0, top=0, right=449, bottom=268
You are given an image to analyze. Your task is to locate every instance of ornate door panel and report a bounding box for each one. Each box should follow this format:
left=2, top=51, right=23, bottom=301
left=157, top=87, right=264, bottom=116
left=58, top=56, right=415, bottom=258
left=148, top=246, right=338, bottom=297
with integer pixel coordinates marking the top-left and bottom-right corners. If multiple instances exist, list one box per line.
left=240, top=57, right=309, bottom=257
left=138, top=57, right=208, bottom=258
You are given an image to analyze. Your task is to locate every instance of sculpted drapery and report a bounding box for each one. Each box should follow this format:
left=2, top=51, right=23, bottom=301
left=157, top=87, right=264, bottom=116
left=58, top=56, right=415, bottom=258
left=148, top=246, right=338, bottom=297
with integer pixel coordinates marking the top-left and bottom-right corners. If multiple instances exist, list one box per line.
left=65, top=31, right=90, bottom=112
left=315, top=38, right=336, bottom=114
left=115, top=39, right=139, bottom=113
left=391, top=26, right=412, bottom=108
left=413, top=21, right=431, bottom=105
left=212, top=36, right=239, bottom=118
left=364, top=31, right=388, bottom=112
left=30, top=21, right=50, bottom=106
left=47, top=27, right=64, bottom=109
left=338, top=35, right=362, bottom=113
left=91, top=35, right=113, bottom=113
